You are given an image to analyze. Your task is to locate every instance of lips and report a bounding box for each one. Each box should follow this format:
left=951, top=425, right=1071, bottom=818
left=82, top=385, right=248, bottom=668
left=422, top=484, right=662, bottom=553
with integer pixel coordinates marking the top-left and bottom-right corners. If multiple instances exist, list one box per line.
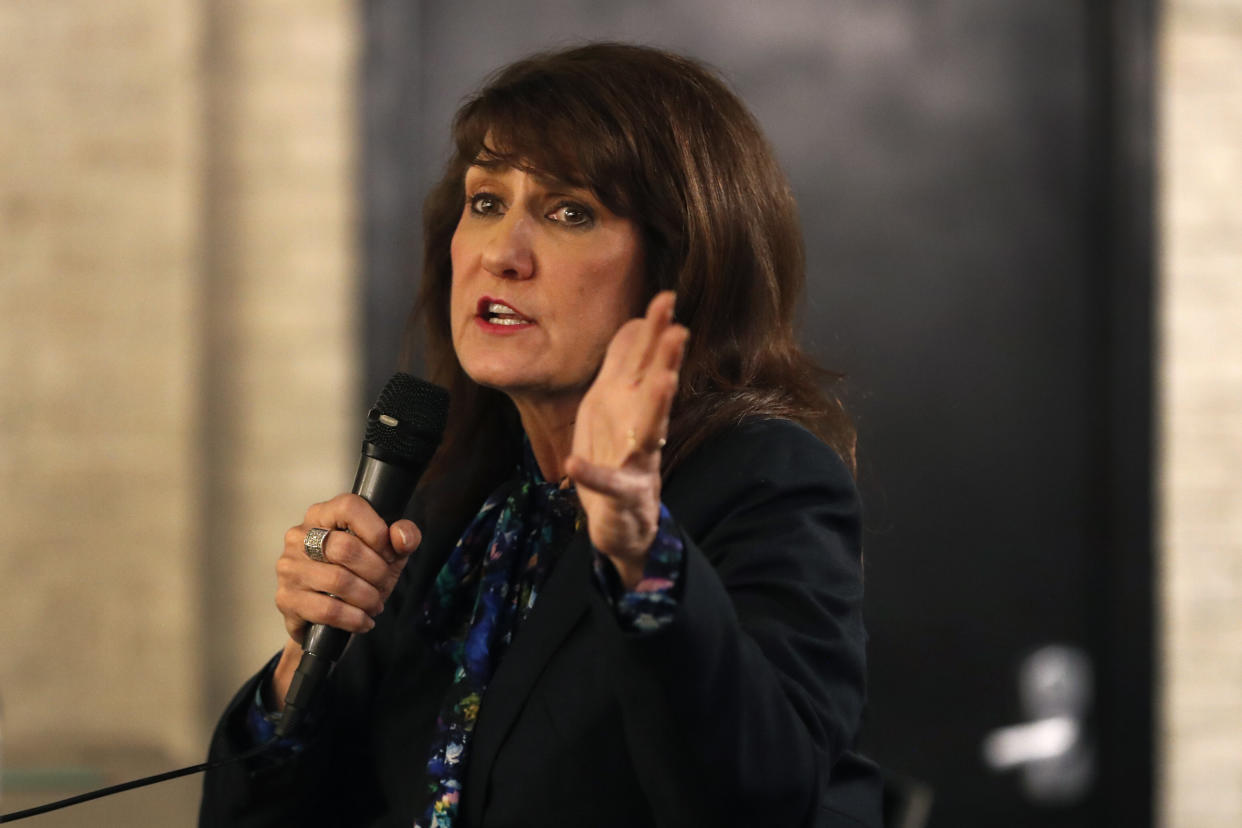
left=477, top=296, right=534, bottom=326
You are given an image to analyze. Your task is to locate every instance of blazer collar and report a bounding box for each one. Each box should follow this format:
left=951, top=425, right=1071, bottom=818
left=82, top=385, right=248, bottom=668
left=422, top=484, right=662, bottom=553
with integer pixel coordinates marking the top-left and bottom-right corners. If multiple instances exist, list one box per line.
left=465, top=527, right=593, bottom=823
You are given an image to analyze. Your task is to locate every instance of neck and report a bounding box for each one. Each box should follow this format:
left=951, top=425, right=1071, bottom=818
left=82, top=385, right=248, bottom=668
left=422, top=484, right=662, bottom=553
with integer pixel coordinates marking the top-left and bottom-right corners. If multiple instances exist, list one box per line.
left=510, top=394, right=580, bottom=483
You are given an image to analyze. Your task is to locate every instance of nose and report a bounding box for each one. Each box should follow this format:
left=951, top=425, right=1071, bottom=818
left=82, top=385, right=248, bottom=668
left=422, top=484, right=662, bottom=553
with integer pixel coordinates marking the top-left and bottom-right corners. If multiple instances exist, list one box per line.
left=481, top=211, right=534, bottom=281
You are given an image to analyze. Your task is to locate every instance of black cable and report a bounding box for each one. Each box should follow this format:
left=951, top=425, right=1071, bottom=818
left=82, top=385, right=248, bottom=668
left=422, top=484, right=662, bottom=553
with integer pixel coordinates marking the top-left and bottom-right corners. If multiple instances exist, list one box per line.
left=0, top=738, right=279, bottom=823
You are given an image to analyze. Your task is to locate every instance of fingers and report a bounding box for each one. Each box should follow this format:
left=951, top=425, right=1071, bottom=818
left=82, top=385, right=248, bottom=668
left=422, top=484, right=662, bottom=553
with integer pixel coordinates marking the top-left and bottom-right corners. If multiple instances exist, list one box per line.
left=296, top=495, right=418, bottom=581
left=602, top=294, right=687, bottom=450
left=635, top=324, right=688, bottom=446
left=657, top=319, right=689, bottom=373
left=277, top=582, right=377, bottom=636
left=278, top=545, right=385, bottom=613
left=598, top=291, right=676, bottom=382
left=276, top=499, right=423, bottom=639
left=304, top=494, right=393, bottom=557
left=626, top=291, right=677, bottom=380
left=274, top=542, right=394, bottom=636
left=287, top=526, right=389, bottom=582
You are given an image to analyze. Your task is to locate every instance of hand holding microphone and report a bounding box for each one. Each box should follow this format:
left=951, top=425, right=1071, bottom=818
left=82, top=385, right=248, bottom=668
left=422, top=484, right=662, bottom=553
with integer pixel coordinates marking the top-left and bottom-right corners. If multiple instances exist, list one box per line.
left=270, top=374, right=448, bottom=737
left=269, top=496, right=419, bottom=708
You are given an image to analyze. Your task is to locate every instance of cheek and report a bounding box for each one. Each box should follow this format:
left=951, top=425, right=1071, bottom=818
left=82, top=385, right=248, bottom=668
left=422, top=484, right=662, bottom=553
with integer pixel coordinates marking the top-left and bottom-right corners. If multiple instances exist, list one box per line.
left=581, top=263, right=643, bottom=353
left=448, top=233, right=469, bottom=318
left=605, top=230, right=647, bottom=314
left=448, top=232, right=463, bottom=289
left=449, top=224, right=465, bottom=267
left=598, top=248, right=646, bottom=320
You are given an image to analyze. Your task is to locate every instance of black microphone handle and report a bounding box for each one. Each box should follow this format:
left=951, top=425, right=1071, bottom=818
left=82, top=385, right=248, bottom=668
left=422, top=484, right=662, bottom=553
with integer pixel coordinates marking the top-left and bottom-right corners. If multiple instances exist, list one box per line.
left=276, top=446, right=422, bottom=737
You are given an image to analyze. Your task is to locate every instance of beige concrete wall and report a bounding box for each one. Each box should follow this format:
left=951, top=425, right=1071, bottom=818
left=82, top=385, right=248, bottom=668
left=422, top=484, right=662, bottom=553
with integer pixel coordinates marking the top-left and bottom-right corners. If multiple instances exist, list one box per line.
left=198, top=0, right=361, bottom=727
left=0, top=0, right=358, bottom=772
left=1159, top=1, right=1242, bottom=826
left=0, top=0, right=207, bottom=763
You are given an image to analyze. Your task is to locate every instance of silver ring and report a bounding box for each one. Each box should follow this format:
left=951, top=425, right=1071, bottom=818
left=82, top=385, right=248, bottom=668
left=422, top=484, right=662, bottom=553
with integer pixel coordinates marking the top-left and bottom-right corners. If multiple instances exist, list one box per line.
left=304, top=527, right=331, bottom=562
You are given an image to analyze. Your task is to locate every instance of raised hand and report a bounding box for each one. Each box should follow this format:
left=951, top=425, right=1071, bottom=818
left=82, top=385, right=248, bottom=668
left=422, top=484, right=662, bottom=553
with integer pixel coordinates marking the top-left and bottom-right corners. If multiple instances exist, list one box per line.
left=565, top=291, right=688, bottom=589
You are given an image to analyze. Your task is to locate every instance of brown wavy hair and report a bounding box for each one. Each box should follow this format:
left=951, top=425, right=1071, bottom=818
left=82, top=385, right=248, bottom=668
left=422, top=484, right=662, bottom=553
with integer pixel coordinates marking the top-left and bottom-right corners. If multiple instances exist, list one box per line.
left=408, top=43, right=854, bottom=514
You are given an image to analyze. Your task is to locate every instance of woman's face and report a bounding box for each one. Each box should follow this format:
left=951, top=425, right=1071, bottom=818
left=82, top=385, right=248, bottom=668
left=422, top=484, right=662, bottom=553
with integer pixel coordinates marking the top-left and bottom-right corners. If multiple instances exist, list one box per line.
left=449, top=162, right=646, bottom=409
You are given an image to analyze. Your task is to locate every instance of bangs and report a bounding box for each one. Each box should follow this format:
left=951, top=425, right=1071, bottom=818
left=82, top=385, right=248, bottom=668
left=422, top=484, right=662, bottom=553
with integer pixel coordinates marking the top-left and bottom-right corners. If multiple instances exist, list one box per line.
left=451, top=78, right=639, bottom=217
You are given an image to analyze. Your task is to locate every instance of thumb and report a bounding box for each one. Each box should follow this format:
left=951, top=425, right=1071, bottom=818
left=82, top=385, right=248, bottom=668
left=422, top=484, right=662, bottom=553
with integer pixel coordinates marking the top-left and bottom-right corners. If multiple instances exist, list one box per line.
left=389, top=520, right=421, bottom=558
left=566, top=454, right=629, bottom=499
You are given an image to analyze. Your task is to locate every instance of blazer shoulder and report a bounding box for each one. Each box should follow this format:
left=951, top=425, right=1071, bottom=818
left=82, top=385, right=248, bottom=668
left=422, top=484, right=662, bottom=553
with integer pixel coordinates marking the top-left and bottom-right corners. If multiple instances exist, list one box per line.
left=670, top=417, right=854, bottom=493
left=663, top=418, right=857, bottom=535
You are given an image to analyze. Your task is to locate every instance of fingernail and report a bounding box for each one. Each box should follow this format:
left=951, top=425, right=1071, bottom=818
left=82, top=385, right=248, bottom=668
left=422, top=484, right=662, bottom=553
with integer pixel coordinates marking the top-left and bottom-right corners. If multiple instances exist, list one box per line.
left=396, top=526, right=411, bottom=550
left=366, top=617, right=376, bottom=631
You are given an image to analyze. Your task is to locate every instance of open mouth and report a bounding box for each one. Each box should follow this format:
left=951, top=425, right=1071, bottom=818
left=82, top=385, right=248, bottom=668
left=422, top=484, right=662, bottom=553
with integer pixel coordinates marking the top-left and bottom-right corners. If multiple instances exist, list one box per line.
left=478, top=297, right=534, bottom=326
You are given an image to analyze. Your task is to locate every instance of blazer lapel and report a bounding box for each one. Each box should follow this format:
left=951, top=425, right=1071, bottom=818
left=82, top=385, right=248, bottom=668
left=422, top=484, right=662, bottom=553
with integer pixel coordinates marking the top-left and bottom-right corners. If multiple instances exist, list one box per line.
left=465, top=528, right=593, bottom=824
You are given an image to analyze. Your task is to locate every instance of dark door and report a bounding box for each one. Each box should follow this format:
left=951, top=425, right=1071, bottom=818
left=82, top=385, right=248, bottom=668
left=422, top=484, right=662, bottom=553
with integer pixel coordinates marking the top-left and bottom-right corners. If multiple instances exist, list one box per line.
left=361, top=2, right=1154, bottom=825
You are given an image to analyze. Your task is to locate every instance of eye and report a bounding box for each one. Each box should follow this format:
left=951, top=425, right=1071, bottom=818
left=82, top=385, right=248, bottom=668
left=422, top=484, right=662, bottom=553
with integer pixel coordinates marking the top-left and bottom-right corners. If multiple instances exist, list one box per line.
left=547, top=201, right=595, bottom=228
left=468, top=192, right=504, bottom=216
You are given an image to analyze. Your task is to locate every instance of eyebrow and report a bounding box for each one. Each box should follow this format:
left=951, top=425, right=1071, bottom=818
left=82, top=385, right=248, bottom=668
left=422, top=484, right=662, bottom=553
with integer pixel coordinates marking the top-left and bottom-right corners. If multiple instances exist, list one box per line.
left=465, top=162, right=586, bottom=193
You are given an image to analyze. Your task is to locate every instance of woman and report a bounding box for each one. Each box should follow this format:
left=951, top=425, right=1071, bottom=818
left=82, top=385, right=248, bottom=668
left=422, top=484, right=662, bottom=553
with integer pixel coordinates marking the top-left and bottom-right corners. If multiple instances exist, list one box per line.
left=201, top=43, right=880, bottom=827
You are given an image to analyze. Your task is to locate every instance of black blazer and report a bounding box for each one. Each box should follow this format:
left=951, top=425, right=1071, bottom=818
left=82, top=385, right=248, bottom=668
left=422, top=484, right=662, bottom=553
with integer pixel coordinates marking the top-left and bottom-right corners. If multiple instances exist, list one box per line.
left=200, top=418, right=882, bottom=827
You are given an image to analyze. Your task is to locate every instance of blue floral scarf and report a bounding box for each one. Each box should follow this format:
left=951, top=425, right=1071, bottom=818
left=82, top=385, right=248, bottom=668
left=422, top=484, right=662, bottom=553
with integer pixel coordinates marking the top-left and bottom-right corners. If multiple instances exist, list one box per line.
left=414, top=450, right=580, bottom=827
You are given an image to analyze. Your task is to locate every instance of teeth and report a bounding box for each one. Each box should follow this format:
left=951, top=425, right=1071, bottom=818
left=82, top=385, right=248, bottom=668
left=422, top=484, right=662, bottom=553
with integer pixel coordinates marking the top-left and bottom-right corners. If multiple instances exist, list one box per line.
left=485, top=301, right=530, bottom=325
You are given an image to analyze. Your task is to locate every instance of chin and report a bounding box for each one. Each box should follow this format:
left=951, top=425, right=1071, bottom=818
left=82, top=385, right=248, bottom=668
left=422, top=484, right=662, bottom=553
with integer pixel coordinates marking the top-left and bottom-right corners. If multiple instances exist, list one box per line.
left=460, top=357, right=535, bottom=396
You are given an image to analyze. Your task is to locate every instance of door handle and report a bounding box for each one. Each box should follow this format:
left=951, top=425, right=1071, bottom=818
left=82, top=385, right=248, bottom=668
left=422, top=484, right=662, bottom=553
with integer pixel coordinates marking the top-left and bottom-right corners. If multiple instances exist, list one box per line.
left=982, top=714, right=1080, bottom=768
left=980, top=644, right=1094, bottom=803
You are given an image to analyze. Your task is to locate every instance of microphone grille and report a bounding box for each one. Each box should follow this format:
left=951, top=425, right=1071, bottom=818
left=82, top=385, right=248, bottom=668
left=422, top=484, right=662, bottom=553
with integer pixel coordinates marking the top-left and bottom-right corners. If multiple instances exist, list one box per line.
left=365, top=373, right=450, bottom=463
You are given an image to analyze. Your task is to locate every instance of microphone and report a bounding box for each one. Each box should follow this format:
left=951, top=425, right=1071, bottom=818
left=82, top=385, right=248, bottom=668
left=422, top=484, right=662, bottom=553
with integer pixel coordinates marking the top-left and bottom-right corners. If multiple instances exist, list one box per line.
left=276, top=373, right=449, bottom=738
